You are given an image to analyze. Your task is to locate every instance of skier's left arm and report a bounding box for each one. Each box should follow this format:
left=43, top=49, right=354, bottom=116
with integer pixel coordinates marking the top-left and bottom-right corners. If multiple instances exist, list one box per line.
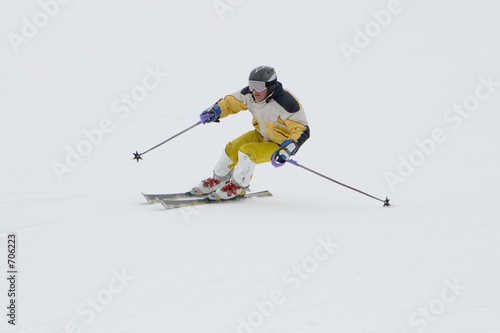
left=274, top=110, right=310, bottom=164
left=283, top=113, right=310, bottom=148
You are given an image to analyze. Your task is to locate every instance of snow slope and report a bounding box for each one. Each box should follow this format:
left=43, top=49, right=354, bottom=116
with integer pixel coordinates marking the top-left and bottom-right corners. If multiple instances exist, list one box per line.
left=1, top=1, right=499, bottom=332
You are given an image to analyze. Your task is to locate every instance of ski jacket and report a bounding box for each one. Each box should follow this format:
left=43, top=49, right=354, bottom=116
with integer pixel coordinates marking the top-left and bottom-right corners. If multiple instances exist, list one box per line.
left=216, top=82, right=310, bottom=149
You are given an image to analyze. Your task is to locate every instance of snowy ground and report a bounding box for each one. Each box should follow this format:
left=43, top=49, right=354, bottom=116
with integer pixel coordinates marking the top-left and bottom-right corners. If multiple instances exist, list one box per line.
left=1, top=1, right=500, bottom=332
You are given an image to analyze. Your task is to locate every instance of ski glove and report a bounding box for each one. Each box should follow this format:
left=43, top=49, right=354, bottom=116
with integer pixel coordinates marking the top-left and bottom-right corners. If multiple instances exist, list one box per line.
left=272, top=139, right=298, bottom=164
left=200, top=104, right=221, bottom=124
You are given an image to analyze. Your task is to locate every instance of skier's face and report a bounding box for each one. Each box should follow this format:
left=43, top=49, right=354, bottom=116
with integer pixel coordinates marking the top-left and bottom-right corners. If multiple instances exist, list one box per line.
left=252, top=88, right=268, bottom=102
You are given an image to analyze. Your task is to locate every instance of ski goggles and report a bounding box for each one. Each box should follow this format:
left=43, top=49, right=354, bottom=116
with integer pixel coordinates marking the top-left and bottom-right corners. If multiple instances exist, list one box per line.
left=249, top=80, right=267, bottom=92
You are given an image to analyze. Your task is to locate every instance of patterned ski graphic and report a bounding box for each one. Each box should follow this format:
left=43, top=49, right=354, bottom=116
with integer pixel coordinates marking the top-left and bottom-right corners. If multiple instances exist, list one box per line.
left=158, top=190, right=273, bottom=209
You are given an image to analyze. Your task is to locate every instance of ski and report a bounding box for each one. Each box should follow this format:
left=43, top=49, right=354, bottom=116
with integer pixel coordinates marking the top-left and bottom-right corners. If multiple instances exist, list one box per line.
left=159, top=190, right=273, bottom=209
left=142, top=192, right=206, bottom=204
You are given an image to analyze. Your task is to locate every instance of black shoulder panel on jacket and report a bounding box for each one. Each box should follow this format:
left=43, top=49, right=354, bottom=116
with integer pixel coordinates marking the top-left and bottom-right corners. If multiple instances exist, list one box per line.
left=240, top=86, right=252, bottom=95
left=272, top=82, right=301, bottom=113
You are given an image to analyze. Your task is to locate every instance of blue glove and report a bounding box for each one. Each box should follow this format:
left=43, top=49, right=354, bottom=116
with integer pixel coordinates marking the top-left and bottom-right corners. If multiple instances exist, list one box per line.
left=272, top=139, right=298, bottom=164
left=200, top=104, right=221, bottom=124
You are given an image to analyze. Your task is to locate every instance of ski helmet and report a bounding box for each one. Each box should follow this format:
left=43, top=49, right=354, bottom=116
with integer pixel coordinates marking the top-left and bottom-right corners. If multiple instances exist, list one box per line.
left=248, top=66, right=277, bottom=96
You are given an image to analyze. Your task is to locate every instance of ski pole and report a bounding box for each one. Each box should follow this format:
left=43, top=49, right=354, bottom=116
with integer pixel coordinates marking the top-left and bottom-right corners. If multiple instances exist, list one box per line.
left=278, top=158, right=390, bottom=207
left=132, top=120, right=203, bottom=162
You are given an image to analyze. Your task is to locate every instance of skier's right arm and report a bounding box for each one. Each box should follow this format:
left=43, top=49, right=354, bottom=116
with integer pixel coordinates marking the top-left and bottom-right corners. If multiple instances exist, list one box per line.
left=216, top=91, right=249, bottom=118
left=200, top=89, right=249, bottom=124
left=200, top=104, right=221, bottom=123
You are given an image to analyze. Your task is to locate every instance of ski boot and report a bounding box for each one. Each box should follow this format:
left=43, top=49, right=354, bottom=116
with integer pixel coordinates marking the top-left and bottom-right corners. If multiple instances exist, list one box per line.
left=207, top=180, right=247, bottom=201
left=189, top=174, right=230, bottom=196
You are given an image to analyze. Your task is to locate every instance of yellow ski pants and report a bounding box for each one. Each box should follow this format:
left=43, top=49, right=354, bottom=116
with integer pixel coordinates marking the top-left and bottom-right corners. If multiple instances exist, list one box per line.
left=225, top=130, right=280, bottom=166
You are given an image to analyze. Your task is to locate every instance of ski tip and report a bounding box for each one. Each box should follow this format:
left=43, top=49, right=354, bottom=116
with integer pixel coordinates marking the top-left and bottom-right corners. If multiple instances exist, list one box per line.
left=142, top=192, right=154, bottom=204
left=158, top=198, right=170, bottom=209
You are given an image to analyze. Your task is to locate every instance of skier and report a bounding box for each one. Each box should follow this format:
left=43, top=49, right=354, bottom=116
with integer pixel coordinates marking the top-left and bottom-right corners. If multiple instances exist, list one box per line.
left=190, top=66, right=310, bottom=200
